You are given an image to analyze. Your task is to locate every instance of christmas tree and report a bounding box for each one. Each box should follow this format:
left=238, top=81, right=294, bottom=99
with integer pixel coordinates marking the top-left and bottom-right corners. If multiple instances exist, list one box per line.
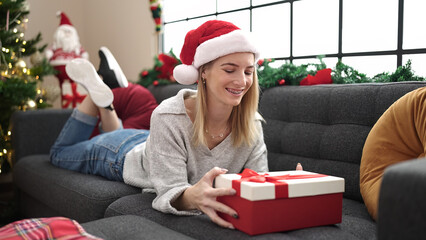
left=0, top=0, right=56, bottom=174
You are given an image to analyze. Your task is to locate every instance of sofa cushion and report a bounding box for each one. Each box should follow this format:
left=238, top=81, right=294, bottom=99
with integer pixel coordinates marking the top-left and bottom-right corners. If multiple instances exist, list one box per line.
left=82, top=215, right=194, bottom=240
left=259, top=82, right=426, bottom=202
left=104, top=193, right=376, bottom=240
left=13, top=155, right=140, bottom=223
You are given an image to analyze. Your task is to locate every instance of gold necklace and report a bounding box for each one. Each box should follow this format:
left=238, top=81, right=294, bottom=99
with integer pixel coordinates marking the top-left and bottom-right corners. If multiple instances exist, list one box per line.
left=206, top=125, right=228, bottom=139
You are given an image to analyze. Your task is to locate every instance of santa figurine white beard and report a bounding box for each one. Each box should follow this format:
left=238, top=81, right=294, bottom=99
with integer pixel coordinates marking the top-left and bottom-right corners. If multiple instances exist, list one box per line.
left=45, top=11, right=89, bottom=108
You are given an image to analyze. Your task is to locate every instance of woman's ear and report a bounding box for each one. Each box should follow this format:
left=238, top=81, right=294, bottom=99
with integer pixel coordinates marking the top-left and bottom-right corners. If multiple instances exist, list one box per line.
left=201, top=67, right=207, bottom=80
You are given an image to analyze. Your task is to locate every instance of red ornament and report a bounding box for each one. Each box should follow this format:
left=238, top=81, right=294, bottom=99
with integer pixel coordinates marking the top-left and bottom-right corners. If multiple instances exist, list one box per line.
left=142, top=70, right=149, bottom=77
left=300, top=68, right=333, bottom=86
left=279, top=79, right=286, bottom=85
left=257, top=59, right=264, bottom=66
left=153, top=80, right=159, bottom=86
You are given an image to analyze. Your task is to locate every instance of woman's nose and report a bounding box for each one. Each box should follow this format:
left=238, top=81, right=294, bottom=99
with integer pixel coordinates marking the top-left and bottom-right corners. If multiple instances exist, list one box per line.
left=235, top=71, right=247, bottom=86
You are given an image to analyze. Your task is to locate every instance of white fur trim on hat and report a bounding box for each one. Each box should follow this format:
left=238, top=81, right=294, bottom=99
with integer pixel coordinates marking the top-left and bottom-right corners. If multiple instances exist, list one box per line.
left=193, top=30, right=260, bottom=68
left=173, top=64, right=199, bottom=85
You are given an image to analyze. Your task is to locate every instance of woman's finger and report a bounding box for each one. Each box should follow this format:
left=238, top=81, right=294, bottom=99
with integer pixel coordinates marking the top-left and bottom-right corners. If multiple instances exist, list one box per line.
left=203, top=207, right=235, bottom=229
left=203, top=167, right=228, bottom=185
left=296, top=162, right=303, bottom=171
left=214, top=203, right=238, bottom=220
left=210, top=187, right=236, bottom=197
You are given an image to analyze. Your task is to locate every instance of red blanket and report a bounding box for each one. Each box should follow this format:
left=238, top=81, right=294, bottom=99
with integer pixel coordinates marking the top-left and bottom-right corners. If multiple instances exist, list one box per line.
left=0, top=217, right=102, bottom=240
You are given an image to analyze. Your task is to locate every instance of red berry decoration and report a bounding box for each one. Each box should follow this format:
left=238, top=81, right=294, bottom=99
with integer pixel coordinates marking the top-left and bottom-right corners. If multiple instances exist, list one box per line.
left=153, top=80, right=159, bottom=86
left=279, top=79, right=286, bottom=85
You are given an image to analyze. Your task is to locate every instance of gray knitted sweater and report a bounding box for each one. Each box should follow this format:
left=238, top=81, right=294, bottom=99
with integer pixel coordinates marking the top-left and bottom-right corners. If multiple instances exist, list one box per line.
left=123, top=89, right=268, bottom=215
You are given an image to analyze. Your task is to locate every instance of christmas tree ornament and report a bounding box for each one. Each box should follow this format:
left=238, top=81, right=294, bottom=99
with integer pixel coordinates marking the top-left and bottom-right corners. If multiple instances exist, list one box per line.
left=43, top=84, right=61, bottom=104
left=30, top=50, right=43, bottom=66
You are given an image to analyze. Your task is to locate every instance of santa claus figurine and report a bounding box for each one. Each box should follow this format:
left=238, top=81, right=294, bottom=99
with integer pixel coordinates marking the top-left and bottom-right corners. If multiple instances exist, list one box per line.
left=45, top=11, right=89, bottom=108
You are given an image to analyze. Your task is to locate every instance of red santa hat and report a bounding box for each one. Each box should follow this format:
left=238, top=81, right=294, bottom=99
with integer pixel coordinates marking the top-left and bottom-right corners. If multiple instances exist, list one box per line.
left=173, top=20, right=260, bottom=85
left=56, top=11, right=73, bottom=27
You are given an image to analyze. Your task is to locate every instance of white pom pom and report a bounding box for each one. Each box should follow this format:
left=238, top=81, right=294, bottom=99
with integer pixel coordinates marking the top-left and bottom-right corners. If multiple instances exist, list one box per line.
left=173, top=64, right=198, bottom=85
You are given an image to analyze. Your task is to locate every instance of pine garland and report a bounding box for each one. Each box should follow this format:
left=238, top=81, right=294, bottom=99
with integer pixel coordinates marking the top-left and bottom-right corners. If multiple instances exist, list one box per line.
left=257, top=58, right=425, bottom=88
left=138, top=50, right=180, bottom=87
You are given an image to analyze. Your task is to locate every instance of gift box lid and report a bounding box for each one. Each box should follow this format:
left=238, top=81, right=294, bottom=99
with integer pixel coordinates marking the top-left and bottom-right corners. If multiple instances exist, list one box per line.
left=215, top=169, right=345, bottom=201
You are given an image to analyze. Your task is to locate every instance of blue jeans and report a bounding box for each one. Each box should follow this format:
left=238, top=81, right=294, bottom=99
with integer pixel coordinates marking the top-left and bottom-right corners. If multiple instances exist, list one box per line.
left=50, top=109, right=149, bottom=181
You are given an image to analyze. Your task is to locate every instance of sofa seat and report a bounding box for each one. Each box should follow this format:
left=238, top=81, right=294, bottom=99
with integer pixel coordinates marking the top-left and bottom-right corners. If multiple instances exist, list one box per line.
left=81, top=215, right=194, bottom=240
left=104, top=193, right=376, bottom=239
left=13, top=155, right=140, bottom=223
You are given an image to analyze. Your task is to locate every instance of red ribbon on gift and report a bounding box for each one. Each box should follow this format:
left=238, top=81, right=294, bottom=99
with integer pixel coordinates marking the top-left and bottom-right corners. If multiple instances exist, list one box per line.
left=62, top=81, right=86, bottom=108
left=232, top=169, right=327, bottom=199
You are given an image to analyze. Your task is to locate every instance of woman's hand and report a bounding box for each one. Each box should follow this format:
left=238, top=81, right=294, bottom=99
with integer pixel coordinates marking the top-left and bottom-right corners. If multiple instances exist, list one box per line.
left=296, top=162, right=303, bottom=171
left=172, top=167, right=238, bottom=229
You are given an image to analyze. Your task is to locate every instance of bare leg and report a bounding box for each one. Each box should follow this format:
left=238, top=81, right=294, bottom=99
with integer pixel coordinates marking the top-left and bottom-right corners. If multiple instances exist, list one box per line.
left=77, top=96, right=120, bottom=132
left=99, top=107, right=120, bottom=132
left=77, top=96, right=99, bottom=117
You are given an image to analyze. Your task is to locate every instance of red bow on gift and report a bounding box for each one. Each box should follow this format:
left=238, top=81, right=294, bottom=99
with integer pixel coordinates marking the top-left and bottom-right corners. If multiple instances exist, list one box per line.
left=62, top=81, right=86, bottom=108
left=240, top=168, right=327, bottom=183
left=234, top=169, right=327, bottom=198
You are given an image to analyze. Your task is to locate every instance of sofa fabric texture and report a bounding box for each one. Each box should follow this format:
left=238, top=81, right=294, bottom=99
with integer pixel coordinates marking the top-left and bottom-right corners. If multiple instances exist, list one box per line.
left=11, top=81, right=426, bottom=239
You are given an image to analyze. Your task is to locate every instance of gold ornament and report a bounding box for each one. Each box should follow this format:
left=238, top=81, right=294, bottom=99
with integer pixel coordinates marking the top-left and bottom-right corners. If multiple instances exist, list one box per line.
left=30, top=50, right=44, bottom=66
left=43, top=84, right=61, bottom=103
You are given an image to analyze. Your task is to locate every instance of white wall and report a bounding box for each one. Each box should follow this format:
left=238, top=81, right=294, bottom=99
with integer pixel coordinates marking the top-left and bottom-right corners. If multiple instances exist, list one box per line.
left=25, top=0, right=157, bottom=108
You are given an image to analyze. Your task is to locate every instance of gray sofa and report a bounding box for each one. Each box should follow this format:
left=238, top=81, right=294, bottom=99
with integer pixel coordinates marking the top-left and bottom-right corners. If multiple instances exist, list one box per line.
left=11, top=81, right=426, bottom=239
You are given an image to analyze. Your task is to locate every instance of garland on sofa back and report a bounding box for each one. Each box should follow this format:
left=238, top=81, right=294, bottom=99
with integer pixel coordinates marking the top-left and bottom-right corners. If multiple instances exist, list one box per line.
left=137, top=50, right=425, bottom=88
left=256, top=58, right=425, bottom=87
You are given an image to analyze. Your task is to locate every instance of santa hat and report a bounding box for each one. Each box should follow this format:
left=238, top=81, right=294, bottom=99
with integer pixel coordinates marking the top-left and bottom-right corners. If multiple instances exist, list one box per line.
left=56, top=11, right=73, bottom=27
left=173, top=20, right=260, bottom=85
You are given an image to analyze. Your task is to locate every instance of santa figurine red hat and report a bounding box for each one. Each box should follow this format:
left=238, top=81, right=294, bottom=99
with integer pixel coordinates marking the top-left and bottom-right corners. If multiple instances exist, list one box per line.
left=173, top=20, right=260, bottom=85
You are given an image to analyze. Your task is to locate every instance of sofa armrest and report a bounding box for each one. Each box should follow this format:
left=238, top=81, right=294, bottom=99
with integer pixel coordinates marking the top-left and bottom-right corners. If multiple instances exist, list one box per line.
left=10, top=109, right=72, bottom=163
left=377, top=157, right=426, bottom=240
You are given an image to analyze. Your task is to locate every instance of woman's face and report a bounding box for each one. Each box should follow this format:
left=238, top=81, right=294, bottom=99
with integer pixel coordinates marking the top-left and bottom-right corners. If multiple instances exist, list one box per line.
left=202, top=52, right=255, bottom=109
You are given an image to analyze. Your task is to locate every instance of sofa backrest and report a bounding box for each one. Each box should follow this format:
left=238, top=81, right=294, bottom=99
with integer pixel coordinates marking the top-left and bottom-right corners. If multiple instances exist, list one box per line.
left=148, top=84, right=197, bottom=104
left=11, top=109, right=73, bottom=163
left=259, top=82, right=426, bottom=202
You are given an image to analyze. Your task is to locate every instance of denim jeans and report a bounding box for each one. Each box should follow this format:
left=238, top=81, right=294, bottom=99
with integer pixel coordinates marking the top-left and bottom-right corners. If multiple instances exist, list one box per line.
left=50, top=109, right=149, bottom=181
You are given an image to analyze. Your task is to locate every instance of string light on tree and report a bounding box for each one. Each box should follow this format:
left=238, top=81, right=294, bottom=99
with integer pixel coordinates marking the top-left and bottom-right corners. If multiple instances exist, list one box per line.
left=0, top=0, right=57, bottom=174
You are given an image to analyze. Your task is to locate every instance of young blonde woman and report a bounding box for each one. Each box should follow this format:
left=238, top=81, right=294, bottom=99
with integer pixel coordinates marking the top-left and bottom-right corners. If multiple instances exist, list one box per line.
left=50, top=20, right=300, bottom=229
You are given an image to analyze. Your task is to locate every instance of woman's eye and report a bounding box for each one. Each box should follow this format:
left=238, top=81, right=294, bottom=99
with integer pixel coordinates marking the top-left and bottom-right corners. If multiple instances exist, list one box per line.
left=245, top=71, right=253, bottom=75
left=224, top=69, right=234, bottom=73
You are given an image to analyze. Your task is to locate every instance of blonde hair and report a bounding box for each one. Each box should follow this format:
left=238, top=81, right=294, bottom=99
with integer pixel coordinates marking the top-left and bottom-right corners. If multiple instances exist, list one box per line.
left=192, top=60, right=261, bottom=147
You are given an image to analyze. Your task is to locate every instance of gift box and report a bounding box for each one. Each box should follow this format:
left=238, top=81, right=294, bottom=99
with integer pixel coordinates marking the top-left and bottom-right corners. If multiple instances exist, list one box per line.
left=215, top=169, right=345, bottom=235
